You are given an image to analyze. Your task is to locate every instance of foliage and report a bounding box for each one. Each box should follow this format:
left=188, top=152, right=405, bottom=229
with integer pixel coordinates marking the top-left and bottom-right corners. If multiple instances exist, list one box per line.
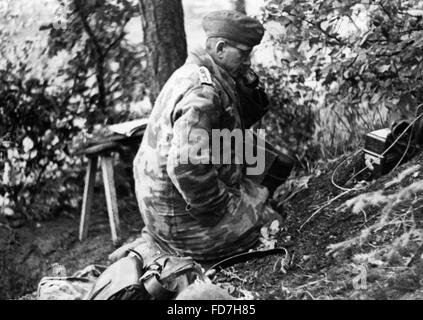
left=259, top=0, right=423, bottom=162
left=0, top=59, right=83, bottom=221
left=0, top=0, right=147, bottom=222
left=45, top=0, right=149, bottom=126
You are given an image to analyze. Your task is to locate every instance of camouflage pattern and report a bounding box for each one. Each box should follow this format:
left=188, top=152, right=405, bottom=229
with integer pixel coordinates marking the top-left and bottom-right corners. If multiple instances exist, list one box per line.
left=133, top=47, right=278, bottom=262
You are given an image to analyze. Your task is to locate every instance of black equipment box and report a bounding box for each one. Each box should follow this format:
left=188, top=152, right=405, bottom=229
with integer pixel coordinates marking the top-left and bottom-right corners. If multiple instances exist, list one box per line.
left=363, top=128, right=401, bottom=177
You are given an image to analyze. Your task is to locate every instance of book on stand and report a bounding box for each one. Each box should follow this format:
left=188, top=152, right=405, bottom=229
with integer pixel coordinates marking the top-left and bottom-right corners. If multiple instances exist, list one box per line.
left=107, top=118, right=149, bottom=137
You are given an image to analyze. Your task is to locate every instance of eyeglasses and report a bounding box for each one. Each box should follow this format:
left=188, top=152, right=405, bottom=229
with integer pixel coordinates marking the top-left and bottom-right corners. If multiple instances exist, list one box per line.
left=225, top=42, right=252, bottom=60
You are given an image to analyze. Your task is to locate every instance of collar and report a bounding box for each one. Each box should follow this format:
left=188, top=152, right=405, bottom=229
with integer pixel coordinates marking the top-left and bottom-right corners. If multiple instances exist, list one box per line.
left=186, top=47, right=237, bottom=101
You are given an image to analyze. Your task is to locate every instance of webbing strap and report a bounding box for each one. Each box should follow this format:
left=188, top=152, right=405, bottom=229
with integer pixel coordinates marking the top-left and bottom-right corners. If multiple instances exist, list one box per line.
left=142, top=274, right=177, bottom=300
left=207, top=248, right=288, bottom=272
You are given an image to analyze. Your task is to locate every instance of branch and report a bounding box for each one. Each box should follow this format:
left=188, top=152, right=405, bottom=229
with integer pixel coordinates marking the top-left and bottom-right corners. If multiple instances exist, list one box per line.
left=283, top=10, right=346, bottom=46
left=104, top=17, right=131, bottom=56
left=315, top=20, right=346, bottom=46
left=104, top=32, right=125, bottom=56
left=298, top=190, right=352, bottom=232
left=343, top=54, right=359, bottom=69
left=378, top=1, right=394, bottom=21
left=346, top=14, right=360, bottom=31
left=74, top=0, right=104, bottom=59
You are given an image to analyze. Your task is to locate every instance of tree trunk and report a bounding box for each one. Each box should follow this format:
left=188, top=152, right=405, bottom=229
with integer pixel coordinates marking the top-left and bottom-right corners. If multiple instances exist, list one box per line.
left=138, top=0, right=187, bottom=103
left=95, top=55, right=107, bottom=111
left=233, top=0, right=246, bottom=14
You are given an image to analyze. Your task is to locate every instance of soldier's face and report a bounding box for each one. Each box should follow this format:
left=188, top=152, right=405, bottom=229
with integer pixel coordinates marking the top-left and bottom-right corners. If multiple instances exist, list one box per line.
left=217, top=41, right=252, bottom=78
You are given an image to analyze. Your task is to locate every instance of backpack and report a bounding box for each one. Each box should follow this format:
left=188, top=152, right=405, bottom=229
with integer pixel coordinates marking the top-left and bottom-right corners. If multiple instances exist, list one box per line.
left=85, top=250, right=205, bottom=300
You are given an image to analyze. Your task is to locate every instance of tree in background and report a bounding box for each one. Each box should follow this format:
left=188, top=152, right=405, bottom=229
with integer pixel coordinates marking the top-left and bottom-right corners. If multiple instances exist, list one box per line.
left=0, top=0, right=82, bottom=223
left=0, top=0, right=148, bottom=224
left=138, top=0, right=187, bottom=102
left=45, top=0, right=148, bottom=126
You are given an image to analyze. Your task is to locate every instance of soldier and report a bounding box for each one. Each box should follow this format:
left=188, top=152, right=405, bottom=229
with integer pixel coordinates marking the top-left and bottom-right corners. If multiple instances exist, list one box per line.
left=113, top=10, right=293, bottom=264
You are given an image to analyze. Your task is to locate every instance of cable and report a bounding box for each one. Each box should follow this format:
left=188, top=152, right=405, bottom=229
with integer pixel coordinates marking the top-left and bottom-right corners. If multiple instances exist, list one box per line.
left=345, top=165, right=370, bottom=185
left=330, top=148, right=368, bottom=192
left=381, top=111, right=423, bottom=157
left=390, top=126, right=413, bottom=173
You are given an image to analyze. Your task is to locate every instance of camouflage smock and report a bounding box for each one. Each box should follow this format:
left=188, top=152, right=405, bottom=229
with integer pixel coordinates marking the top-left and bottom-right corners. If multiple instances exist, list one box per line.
left=133, top=47, right=277, bottom=262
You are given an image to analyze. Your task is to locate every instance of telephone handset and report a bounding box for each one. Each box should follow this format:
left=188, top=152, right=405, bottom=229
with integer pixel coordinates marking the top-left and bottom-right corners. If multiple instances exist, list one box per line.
left=241, top=69, right=260, bottom=88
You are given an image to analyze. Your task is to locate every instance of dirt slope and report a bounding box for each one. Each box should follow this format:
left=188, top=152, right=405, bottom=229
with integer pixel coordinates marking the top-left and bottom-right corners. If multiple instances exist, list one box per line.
left=2, top=151, right=423, bottom=300
left=0, top=192, right=142, bottom=300
left=214, top=151, right=423, bottom=300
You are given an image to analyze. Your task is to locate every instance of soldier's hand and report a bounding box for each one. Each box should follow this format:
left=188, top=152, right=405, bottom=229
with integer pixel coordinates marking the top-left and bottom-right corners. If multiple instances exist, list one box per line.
left=262, top=203, right=285, bottom=226
left=108, top=238, right=145, bottom=262
left=269, top=199, right=286, bottom=221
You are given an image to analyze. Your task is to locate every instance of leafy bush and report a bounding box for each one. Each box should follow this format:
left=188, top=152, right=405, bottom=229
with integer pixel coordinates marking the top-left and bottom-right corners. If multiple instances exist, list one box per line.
left=45, top=0, right=149, bottom=126
left=259, top=0, right=423, bottom=162
left=0, top=0, right=148, bottom=223
left=0, top=64, right=83, bottom=221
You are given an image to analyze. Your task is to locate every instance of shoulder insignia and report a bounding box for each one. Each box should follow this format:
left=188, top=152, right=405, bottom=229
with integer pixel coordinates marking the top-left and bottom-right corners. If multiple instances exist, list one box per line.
left=198, top=66, right=213, bottom=86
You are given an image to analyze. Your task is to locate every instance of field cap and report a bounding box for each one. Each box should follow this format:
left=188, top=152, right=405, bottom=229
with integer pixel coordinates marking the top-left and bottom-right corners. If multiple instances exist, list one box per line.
left=202, top=10, right=265, bottom=49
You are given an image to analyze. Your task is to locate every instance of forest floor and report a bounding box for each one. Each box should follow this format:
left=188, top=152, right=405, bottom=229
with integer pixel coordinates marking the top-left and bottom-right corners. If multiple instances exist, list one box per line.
left=2, top=151, right=423, bottom=300
left=0, top=183, right=143, bottom=300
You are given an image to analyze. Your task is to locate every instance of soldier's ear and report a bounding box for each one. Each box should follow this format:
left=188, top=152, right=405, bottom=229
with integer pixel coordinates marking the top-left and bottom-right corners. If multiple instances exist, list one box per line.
left=216, top=41, right=226, bottom=59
